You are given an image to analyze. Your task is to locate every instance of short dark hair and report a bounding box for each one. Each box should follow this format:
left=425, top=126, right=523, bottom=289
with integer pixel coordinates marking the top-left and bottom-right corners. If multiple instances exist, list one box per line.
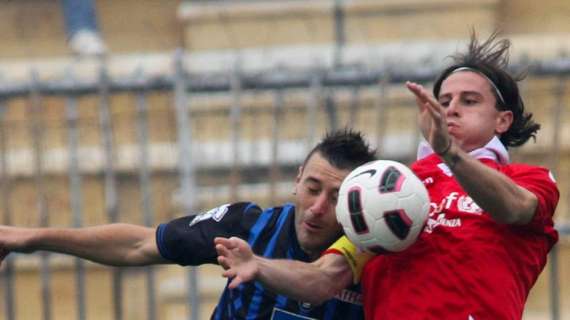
left=302, top=129, right=377, bottom=171
left=432, top=31, right=540, bottom=148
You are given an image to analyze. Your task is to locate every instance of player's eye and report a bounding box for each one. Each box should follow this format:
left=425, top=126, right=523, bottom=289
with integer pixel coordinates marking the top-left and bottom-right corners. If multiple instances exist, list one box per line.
left=439, top=99, right=450, bottom=107
left=307, top=186, right=320, bottom=195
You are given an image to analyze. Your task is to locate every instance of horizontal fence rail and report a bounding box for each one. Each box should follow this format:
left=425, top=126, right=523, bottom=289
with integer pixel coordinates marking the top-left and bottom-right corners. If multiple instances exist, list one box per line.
left=1, top=58, right=570, bottom=97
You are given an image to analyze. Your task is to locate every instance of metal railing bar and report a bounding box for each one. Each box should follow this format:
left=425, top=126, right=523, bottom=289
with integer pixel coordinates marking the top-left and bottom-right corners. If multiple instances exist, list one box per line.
left=1, top=58, right=570, bottom=97
left=64, top=68, right=87, bottom=320
left=0, top=99, right=16, bottom=320
left=547, top=74, right=566, bottom=320
left=97, top=65, right=123, bottom=320
left=134, top=67, right=158, bottom=320
left=28, top=69, right=53, bottom=320
left=173, top=49, right=200, bottom=320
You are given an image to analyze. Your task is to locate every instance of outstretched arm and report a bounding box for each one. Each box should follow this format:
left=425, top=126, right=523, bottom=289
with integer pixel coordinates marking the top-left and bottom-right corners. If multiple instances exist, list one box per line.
left=0, top=223, right=168, bottom=267
left=215, top=237, right=352, bottom=305
left=406, top=82, right=538, bottom=225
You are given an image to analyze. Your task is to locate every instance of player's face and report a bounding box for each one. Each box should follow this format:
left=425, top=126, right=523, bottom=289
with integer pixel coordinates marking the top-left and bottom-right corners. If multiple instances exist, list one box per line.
left=294, top=152, right=350, bottom=259
left=438, top=71, right=513, bottom=152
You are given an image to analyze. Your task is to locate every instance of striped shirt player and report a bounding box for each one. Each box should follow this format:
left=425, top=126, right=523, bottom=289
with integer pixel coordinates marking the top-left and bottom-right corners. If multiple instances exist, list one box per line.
left=156, top=202, right=364, bottom=320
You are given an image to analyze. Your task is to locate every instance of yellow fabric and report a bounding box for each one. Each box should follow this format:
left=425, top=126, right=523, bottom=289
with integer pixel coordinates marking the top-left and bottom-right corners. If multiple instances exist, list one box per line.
left=327, top=236, right=374, bottom=284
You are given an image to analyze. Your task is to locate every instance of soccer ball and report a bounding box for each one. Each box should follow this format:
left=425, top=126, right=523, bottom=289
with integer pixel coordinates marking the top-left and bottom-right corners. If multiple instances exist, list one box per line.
left=336, top=160, right=430, bottom=253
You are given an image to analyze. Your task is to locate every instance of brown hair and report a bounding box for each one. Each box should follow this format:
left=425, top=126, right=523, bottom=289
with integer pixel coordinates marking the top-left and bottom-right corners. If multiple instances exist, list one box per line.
left=432, top=31, right=540, bottom=148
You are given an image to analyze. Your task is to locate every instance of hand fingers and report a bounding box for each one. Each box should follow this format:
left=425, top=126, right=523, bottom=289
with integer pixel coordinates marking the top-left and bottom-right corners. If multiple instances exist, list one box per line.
left=406, top=82, right=438, bottom=106
left=215, top=243, right=230, bottom=257
left=222, top=269, right=236, bottom=279
left=218, top=257, right=236, bottom=278
left=406, top=82, right=428, bottom=110
left=214, top=237, right=233, bottom=248
left=406, top=81, right=446, bottom=124
left=228, top=276, right=243, bottom=289
left=217, top=255, right=230, bottom=270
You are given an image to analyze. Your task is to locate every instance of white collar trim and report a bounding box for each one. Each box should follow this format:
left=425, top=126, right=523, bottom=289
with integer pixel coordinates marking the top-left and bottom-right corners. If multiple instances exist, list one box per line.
left=416, top=136, right=510, bottom=164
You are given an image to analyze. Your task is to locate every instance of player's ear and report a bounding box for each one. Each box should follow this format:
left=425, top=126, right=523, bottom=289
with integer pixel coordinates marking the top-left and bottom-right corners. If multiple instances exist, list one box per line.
left=495, top=110, right=513, bottom=135
left=296, top=166, right=304, bottom=184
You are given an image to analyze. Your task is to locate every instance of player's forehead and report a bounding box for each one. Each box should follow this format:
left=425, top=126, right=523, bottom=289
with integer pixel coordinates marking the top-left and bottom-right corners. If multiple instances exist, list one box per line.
left=301, top=152, right=350, bottom=184
left=439, top=71, right=494, bottom=98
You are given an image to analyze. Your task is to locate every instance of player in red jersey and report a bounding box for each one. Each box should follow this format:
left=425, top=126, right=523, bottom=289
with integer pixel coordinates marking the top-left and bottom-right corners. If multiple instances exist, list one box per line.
left=215, top=31, right=559, bottom=320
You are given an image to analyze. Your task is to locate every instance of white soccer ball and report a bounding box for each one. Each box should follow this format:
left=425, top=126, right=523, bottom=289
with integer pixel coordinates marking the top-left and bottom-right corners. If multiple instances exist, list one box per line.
left=336, top=160, right=430, bottom=253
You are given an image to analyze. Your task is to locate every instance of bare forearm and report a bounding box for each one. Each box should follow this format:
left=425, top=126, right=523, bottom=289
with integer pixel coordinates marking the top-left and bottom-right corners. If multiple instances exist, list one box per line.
left=255, top=255, right=352, bottom=305
left=442, top=144, right=537, bottom=224
left=5, top=223, right=164, bottom=266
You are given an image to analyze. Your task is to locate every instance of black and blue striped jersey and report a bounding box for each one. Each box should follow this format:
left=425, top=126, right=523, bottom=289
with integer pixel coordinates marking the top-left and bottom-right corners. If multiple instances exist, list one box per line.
left=156, top=202, right=364, bottom=320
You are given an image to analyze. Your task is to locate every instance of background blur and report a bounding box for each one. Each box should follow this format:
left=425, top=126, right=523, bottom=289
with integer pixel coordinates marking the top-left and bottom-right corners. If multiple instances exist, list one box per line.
left=0, top=0, right=568, bottom=319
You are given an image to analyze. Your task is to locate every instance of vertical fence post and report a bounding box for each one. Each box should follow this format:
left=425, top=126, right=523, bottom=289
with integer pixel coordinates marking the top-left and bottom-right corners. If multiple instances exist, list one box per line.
left=348, top=85, right=360, bottom=128
left=375, top=74, right=390, bottom=158
left=229, top=69, right=242, bottom=202
left=306, top=73, right=321, bottom=151
left=324, top=89, right=338, bottom=132
left=173, top=49, right=200, bottom=320
left=548, top=75, right=565, bottom=320
left=63, top=68, right=87, bottom=320
left=333, top=0, right=345, bottom=69
left=133, top=68, right=157, bottom=320
left=28, top=69, right=52, bottom=320
left=270, top=87, right=284, bottom=203
left=97, top=65, right=123, bottom=320
left=0, top=99, right=16, bottom=320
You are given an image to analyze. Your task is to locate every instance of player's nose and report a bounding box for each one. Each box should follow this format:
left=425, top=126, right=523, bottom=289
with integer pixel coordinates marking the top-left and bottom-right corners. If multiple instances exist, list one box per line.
left=445, top=98, right=461, bottom=117
left=310, top=193, right=330, bottom=215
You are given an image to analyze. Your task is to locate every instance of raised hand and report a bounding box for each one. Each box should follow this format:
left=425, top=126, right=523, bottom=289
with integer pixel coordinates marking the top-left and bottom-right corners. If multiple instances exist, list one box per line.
left=406, top=81, right=452, bottom=154
left=215, top=237, right=259, bottom=289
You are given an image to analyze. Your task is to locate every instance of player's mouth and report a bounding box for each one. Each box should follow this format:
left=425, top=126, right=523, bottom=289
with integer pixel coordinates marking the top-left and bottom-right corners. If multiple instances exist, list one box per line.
left=303, top=221, right=322, bottom=232
left=447, top=122, right=459, bottom=129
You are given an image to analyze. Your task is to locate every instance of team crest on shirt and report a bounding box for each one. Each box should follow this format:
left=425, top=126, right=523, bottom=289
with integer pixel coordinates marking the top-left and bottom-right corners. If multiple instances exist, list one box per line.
left=189, top=204, right=230, bottom=227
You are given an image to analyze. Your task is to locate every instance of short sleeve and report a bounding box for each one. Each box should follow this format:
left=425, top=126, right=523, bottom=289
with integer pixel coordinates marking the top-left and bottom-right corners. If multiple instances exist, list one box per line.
left=324, top=236, right=374, bottom=284
left=156, top=202, right=262, bottom=266
left=505, top=165, right=559, bottom=231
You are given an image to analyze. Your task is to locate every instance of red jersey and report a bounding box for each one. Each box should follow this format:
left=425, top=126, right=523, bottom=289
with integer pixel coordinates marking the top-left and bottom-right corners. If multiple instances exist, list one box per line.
left=361, top=154, right=559, bottom=320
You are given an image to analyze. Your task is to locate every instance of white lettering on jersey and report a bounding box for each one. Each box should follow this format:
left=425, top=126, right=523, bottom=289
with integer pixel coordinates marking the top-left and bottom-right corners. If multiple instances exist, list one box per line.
left=189, top=204, right=230, bottom=227
left=424, top=213, right=462, bottom=233
left=444, top=192, right=459, bottom=209
left=426, top=191, right=486, bottom=231
left=457, top=195, right=483, bottom=215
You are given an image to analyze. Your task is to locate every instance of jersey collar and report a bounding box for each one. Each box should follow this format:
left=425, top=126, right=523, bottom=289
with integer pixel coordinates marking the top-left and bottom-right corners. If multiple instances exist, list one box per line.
left=416, top=136, right=509, bottom=164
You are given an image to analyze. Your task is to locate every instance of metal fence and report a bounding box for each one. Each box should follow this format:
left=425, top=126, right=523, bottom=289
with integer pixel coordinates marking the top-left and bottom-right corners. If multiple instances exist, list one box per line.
left=0, top=51, right=569, bottom=320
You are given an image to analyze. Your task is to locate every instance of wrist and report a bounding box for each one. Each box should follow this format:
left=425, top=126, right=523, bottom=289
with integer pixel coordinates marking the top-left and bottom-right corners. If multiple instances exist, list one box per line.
left=437, top=141, right=461, bottom=169
left=435, top=140, right=452, bottom=157
left=22, top=228, right=42, bottom=252
left=253, top=255, right=268, bottom=279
